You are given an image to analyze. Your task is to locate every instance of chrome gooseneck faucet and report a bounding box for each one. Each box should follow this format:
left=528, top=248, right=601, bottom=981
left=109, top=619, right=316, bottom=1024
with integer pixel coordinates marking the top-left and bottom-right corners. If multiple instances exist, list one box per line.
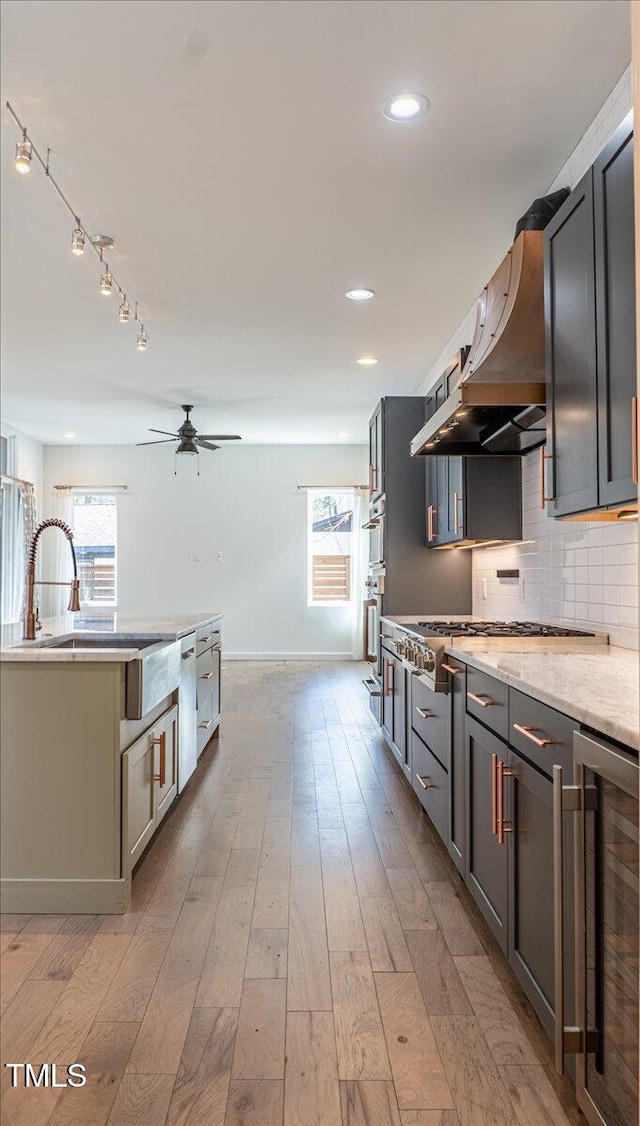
left=23, top=519, right=81, bottom=640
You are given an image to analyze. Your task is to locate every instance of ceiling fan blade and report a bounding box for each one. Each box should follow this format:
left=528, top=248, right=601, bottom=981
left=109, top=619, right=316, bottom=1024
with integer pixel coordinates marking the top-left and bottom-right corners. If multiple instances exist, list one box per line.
left=197, top=434, right=242, bottom=441
left=149, top=428, right=179, bottom=437
left=136, top=439, right=177, bottom=446
left=196, top=440, right=221, bottom=452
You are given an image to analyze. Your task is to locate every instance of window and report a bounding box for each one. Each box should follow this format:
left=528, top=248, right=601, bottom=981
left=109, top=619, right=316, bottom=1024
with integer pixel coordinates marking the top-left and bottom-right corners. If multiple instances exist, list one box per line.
left=307, top=489, right=354, bottom=605
left=71, top=492, right=118, bottom=606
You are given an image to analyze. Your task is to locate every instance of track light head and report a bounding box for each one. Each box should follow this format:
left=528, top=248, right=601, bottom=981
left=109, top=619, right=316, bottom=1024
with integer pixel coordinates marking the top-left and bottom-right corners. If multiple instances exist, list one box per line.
left=137, top=326, right=148, bottom=351
left=71, top=225, right=85, bottom=255
left=119, top=299, right=131, bottom=323
left=15, top=135, right=32, bottom=174
left=100, top=269, right=113, bottom=296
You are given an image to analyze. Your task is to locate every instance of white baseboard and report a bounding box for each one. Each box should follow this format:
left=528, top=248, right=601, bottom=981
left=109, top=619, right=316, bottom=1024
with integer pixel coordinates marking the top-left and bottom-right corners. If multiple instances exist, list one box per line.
left=223, top=652, right=355, bottom=661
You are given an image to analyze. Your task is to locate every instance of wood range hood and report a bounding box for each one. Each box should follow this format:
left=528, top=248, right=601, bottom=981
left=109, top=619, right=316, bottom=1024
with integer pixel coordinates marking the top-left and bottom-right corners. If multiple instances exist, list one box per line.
left=412, top=230, right=547, bottom=457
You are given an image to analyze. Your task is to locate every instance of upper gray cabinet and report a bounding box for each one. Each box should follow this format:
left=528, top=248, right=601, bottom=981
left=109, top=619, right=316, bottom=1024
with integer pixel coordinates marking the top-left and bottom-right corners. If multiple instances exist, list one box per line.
left=544, top=113, right=636, bottom=519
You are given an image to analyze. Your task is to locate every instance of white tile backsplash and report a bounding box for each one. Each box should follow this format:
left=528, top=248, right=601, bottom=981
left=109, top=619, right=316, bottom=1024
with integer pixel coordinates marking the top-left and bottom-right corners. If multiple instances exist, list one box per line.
left=472, top=451, right=638, bottom=649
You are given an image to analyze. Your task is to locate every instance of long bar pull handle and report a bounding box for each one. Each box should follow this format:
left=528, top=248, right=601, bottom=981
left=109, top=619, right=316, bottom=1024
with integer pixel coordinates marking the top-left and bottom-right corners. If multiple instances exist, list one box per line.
left=453, top=491, right=460, bottom=534
left=151, top=731, right=166, bottom=787
left=540, top=445, right=554, bottom=508
left=427, top=504, right=433, bottom=543
left=496, top=759, right=513, bottom=845
left=632, top=396, right=638, bottom=486
left=441, top=662, right=461, bottom=675
left=552, top=763, right=564, bottom=1074
left=416, top=774, right=433, bottom=790
left=512, top=722, right=554, bottom=748
left=491, top=753, right=498, bottom=835
left=467, top=691, right=494, bottom=708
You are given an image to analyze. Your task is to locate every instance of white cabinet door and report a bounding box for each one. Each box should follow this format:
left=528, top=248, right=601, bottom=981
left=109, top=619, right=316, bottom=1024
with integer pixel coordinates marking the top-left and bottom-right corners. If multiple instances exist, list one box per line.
left=122, top=731, right=155, bottom=869
left=155, top=705, right=178, bottom=825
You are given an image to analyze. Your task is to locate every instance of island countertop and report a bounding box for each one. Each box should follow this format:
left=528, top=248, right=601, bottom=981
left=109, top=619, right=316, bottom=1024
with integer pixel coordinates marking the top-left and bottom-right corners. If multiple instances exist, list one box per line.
left=1, top=611, right=223, bottom=662
left=445, top=642, right=639, bottom=750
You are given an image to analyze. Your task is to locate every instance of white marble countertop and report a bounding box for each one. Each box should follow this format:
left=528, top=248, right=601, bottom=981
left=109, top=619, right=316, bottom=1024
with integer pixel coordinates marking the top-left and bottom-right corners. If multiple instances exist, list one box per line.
left=446, top=642, right=639, bottom=750
left=1, top=611, right=223, bottom=662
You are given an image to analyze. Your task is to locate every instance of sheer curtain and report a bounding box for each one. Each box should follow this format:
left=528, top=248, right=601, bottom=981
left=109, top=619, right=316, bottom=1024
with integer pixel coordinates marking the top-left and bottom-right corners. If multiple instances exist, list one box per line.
left=0, top=478, right=36, bottom=626
left=350, top=488, right=369, bottom=660
left=40, top=487, right=74, bottom=618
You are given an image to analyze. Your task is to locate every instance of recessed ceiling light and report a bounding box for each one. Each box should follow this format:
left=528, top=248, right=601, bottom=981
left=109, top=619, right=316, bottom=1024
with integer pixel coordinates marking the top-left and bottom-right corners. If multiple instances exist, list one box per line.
left=63, top=431, right=76, bottom=439
left=337, top=431, right=350, bottom=438
left=357, top=356, right=379, bottom=366
left=382, top=92, right=430, bottom=122
left=345, top=288, right=375, bottom=301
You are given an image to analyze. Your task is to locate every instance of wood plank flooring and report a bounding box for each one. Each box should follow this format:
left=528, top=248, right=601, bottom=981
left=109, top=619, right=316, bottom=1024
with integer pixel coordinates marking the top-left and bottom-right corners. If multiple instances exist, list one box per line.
left=0, top=661, right=585, bottom=1125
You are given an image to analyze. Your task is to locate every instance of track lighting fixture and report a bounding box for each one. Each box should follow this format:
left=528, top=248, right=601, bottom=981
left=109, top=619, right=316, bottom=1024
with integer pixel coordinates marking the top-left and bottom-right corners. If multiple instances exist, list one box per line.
left=99, top=268, right=113, bottom=296
left=15, top=131, right=32, bottom=173
left=7, top=100, right=149, bottom=351
left=71, top=224, right=85, bottom=255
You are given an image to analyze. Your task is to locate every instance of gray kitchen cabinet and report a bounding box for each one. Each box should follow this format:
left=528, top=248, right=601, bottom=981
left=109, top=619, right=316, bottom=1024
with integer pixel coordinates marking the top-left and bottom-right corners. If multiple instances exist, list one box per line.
left=545, top=113, right=636, bottom=518
left=381, top=643, right=407, bottom=772
left=412, top=730, right=449, bottom=844
left=424, top=367, right=522, bottom=548
left=368, top=400, right=384, bottom=500
left=465, top=715, right=509, bottom=952
left=122, top=702, right=178, bottom=870
left=196, top=624, right=222, bottom=755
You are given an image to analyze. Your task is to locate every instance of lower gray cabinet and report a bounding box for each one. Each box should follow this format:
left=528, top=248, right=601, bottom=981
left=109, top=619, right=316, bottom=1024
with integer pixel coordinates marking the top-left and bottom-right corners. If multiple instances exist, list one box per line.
left=411, top=730, right=449, bottom=844
left=447, top=657, right=467, bottom=875
left=465, top=716, right=509, bottom=952
left=381, top=649, right=408, bottom=772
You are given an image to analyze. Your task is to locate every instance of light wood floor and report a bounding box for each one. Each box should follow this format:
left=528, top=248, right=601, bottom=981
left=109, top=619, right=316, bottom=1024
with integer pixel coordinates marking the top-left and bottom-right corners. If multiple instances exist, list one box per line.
left=1, top=661, right=586, bottom=1126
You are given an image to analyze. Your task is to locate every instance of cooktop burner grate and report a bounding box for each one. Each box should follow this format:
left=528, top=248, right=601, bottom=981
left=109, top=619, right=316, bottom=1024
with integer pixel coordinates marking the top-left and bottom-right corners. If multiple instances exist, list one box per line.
left=415, top=620, right=595, bottom=638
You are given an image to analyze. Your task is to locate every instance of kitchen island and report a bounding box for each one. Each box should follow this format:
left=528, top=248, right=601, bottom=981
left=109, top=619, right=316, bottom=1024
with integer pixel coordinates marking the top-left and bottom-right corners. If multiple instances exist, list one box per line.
left=0, top=611, right=222, bottom=913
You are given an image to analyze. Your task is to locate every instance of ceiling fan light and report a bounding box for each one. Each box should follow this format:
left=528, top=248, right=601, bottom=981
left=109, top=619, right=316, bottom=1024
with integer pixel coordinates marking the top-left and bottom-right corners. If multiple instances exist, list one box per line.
left=176, top=438, right=199, bottom=455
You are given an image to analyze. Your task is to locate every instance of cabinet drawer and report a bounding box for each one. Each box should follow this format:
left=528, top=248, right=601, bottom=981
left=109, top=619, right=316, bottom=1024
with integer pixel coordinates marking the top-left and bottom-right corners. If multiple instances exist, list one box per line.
left=196, top=624, right=220, bottom=656
left=411, top=677, right=449, bottom=768
left=466, top=667, right=509, bottom=740
left=411, top=731, right=449, bottom=845
left=509, top=690, right=575, bottom=777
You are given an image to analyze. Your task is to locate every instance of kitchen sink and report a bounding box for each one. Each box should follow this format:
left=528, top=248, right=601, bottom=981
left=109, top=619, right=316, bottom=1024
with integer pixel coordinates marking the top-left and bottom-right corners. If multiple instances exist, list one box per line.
left=42, top=637, right=161, bottom=650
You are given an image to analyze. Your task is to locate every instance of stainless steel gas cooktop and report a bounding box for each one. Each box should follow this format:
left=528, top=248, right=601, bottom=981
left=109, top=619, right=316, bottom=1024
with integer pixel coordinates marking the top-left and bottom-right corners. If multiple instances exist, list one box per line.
left=415, top=620, right=595, bottom=639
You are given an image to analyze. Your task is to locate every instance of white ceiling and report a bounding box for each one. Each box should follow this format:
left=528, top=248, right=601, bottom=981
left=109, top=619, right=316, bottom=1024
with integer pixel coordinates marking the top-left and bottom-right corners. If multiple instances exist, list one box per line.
left=0, top=0, right=631, bottom=447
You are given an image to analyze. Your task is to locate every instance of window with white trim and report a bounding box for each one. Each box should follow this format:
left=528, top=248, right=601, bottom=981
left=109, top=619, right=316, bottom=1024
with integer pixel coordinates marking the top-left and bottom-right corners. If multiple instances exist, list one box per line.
left=307, top=489, right=354, bottom=606
left=71, top=492, right=118, bottom=606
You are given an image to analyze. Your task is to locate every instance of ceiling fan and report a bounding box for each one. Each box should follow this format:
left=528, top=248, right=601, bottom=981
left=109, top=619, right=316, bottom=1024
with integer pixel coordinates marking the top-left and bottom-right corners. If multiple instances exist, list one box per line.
left=137, top=404, right=242, bottom=460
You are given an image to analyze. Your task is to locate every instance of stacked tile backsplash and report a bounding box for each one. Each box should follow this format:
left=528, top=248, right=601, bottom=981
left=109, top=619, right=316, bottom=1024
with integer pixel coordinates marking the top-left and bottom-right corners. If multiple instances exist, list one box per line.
left=419, top=66, right=637, bottom=649
left=472, top=452, right=638, bottom=649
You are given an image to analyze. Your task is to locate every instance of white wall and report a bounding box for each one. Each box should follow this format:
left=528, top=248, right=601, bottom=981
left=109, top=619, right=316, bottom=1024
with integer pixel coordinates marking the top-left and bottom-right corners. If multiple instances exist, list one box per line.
left=43, top=443, right=368, bottom=658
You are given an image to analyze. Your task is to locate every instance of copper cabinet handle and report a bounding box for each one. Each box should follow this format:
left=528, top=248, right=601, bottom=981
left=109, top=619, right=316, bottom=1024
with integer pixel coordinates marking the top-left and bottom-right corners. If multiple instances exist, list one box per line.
left=552, top=764, right=565, bottom=1074
left=415, top=706, right=432, bottom=719
left=512, top=722, right=554, bottom=748
left=540, top=445, right=554, bottom=507
left=199, top=671, right=214, bottom=680
left=632, top=396, right=638, bottom=486
left=441, top=662, right=461, bottom=675
left=496, top=758, right=514, bottom=844
left=181, top=648, right=195, bottom=660
left=467, top=691, right=494, bottom=708
left=416, top=774, right=433, bottom=790
left=199, top=719, right=212, bottom=730
left=151, top=731, right=166, bottom=787
left=199, top=635, right=211, bottom=644
left=383, top=659, right=394, bottom=696
left=368, top=465, right=374, bottom=494
left=491, top=753, right=498, bottom=835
